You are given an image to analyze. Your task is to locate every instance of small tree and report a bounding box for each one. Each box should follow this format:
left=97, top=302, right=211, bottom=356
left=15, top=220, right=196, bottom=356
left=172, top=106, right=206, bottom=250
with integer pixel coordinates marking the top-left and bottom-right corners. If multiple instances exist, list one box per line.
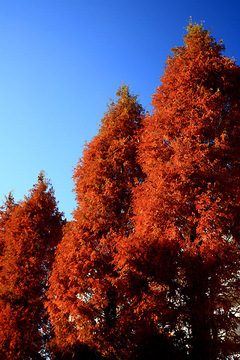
left=47, top=85, right=145, bottom=359
left=0, top=173, right=64, bottom=359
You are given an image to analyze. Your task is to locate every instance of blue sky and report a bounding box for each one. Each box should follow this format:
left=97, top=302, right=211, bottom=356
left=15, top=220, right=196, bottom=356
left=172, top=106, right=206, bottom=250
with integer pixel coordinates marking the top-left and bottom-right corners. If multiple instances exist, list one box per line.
left=0, top=0, right=240, bottom=220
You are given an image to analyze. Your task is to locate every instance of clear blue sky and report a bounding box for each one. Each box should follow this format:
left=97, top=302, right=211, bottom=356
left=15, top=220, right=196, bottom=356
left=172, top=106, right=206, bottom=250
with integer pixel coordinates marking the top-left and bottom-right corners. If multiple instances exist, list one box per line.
left=0, top=0, right=239, bottom=220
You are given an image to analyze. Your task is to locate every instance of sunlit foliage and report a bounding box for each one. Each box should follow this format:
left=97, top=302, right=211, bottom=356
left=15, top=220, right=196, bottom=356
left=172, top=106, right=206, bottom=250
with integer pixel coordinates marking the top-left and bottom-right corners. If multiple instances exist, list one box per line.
left=0, top=173, right=64, bottom=359
left=46, top=85, right=145, bottom=359
left=116, top=21, right=240, bottom=359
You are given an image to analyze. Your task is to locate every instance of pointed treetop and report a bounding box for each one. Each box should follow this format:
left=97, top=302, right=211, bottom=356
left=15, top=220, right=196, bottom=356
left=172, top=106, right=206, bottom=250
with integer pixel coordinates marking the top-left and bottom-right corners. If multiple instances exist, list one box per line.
left=5, top=191, right=15, bottom=208
left=107, top=83, right=138, bottom=107
left=0, top=191, right=16, bottom=217
left=116, top=83, right=130, bottom=97
left=186, top=18, right=206, bottom=35
left=184, top=18, right=225, bottom=53
left=99, top=83, right=143, bottom=133
left=116, top=83, right=137, bottom=103
left=168, top=19, right=225, bottom=67
left=38, top=170, right=45, bottom=184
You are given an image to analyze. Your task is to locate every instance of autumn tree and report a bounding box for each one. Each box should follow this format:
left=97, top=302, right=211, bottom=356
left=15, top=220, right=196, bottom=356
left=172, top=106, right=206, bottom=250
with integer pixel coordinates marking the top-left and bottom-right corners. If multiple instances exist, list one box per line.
left=0, top=173, right=64, bottom=359
left=46, top=85, right=145, bottom=359
left=116, top=22, right=240, bottom=359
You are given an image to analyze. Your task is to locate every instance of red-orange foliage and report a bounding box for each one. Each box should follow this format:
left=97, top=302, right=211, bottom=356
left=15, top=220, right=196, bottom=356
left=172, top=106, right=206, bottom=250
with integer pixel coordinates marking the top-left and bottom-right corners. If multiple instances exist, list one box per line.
left=0, top=173, right=64, bottom=359
left=115, top=23, right=240, bottom=359
left=46, top=85, right=145, bottom=358
left=46, top=24, right=240, bottom=360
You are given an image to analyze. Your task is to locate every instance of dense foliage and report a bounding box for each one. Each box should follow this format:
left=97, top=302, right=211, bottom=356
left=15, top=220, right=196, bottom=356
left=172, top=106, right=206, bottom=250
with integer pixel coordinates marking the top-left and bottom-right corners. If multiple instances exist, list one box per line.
left=0, top=173, right=64, bottom=359
left=46, top=85, right=145, bottom=359
left=115, top=22, right=240, bottom=360
left=1, top=22, right=240, bottom=360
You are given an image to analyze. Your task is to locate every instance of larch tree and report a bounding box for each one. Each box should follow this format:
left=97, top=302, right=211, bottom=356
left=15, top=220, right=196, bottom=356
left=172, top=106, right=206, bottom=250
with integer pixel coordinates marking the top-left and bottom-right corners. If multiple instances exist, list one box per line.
left=0, top=172, right=64, bottom=359
left=46, top=85, right=145, bottom=359
left=115, top=22, right=240, bottom=359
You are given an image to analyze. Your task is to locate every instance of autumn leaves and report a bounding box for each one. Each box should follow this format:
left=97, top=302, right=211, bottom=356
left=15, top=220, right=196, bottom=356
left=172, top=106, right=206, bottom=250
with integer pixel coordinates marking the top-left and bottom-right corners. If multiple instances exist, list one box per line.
left=0, top=175, right=64, bottom=359
left=1, top=23, right=240, bottom=359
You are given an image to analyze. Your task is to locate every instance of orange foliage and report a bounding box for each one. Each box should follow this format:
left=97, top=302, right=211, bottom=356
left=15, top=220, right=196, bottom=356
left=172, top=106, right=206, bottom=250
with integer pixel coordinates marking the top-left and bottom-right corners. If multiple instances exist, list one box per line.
left=46, top=85, right=145, bottom=358
left=117, top=22, right=240, bottom=359
left=47, top=23, right=240, bottom=359
left=0, top=173, right=64, bottom=359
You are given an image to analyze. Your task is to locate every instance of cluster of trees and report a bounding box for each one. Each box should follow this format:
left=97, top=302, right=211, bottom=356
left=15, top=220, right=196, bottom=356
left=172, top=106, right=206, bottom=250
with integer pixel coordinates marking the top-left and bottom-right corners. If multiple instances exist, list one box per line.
left=0, top=22, right=240, bottom=359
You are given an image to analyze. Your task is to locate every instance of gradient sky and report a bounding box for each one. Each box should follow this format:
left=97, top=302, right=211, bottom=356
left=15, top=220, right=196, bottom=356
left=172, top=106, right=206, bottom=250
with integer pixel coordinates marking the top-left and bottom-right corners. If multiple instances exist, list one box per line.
left=0, top=0, right=240, bottom=220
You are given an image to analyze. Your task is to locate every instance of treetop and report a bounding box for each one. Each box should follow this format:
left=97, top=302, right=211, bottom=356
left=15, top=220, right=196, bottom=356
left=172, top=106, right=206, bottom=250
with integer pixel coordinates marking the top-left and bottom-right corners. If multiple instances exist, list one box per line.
left=170, top=19, right=225, bottom=59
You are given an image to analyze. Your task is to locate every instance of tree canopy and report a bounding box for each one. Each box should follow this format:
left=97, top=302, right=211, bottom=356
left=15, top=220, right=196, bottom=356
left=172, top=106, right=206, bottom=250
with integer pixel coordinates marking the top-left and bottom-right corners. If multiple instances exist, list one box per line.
left=1, top=22, right=240, bottom=360
left=46, top=85, right=145, bottom=359
left=115, top=22, right=240, bottom=359
left=0, top=173, right=64, bottom=359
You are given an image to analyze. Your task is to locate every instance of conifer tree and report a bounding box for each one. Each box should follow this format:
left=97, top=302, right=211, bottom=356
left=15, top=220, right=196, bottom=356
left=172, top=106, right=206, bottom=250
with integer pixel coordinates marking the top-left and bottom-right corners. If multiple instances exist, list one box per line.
left=47, top=85, right=145, bottom=359
left=0, top=173, right=64, bottom=359
left=116, top=22, right=240, bottom=360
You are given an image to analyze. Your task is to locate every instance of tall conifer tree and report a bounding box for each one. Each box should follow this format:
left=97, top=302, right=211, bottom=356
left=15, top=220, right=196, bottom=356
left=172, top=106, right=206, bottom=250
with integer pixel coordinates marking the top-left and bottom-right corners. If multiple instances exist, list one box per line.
left=47, top=85, right=145, bottom=359
left=0, top=173, right=64, bottom=359
left=117, top=22, right=240, bottom=359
